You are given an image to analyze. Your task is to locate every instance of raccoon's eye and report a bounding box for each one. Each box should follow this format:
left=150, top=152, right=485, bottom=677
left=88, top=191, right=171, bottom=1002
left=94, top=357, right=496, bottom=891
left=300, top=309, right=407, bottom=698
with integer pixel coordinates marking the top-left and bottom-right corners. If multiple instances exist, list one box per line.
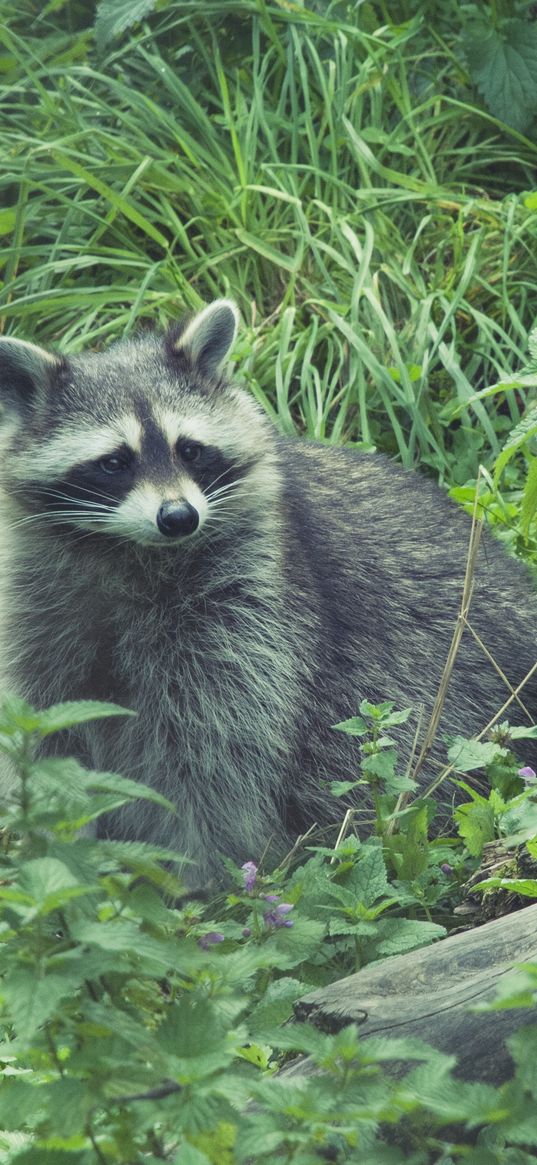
left=97, top=453, right=132, bottom=474
left=178, top=441, right=203, bottom=464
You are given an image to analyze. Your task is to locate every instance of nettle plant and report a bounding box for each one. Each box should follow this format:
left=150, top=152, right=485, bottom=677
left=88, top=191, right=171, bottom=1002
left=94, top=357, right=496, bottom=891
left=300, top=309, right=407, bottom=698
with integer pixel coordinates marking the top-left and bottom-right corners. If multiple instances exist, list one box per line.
left=460, top=0, right=537, bottom=134
left=0, top=696, right=536, bottom=1163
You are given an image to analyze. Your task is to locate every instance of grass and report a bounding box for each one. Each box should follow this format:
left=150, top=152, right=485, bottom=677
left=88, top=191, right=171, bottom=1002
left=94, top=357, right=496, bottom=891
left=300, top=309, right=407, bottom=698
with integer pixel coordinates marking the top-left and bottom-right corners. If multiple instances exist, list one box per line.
left=2, top=0, right=537, bottom=488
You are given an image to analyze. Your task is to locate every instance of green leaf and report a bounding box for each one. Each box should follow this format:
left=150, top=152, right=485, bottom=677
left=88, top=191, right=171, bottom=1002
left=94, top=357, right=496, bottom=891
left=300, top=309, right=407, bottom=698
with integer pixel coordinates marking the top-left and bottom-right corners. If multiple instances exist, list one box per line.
left=346, top=843, right=390, bottom=907
left=51, top=152, right=168, bottom=250
left=28, top=756, right=94, bottom=801
left=528, top=323, right=537, bottom=362
left=0, top=207, right=16, bottom=237
left=508, top=724, right=537, bottom=740
left=508, top=1026, right=537, bottom=1088
left=329, top=779, right=361, bottom=797
left=236, top=1042, right=272, bottom=1069
left=68, top=917, right=196, bottom=974
left=405, top=1058, right=501, bottom=1123
left=484, top=967, right=537, bottom=1009
left=362, top=749, right=397, bottom=784
left=36, top=699, right=136, bottom=736
left=379, top=707, right=413, bottom=727
left=83, top=1000, right=161, bottom=1060
left=94, top=0, right=156, bottom=52
left=155, top=996, right=242, bottom=1080
left=455, top=799, right=497, bottom=857
left=248, top=978, right=306, bottom=1041
left=364, top=1034, right=446, bottom=1064
left=521, top=455, right=537, bottom=539
left=371, top=916, right=446, bottom=957
left=16, top=857, right=95, bottom=916
left=493, top=407, right=537, bottom=483
left=463, top=18, right=537, bottom=133
left=332, top=715, right=368, bottom=736
left=1, top=1151, right=83, bottom=1164
left=471, top=877, right=537, bottom=898
left=1, top=966, right=85, bottom=1043
left=502, top=797, right=537, bottom=841
left=38, top=1079, right=92, bottom=1138
left=268, top=1020, right=342, bottom=1059
left=270, top=917, right=327, bottom=969
left=235, top=229, right=300, bottom=273
left=85, top=770, right=176, bottom=814
left=0, top=1079, right=46, bottom=1130
left=448, top=736, right=506, bottom=773
left=0, top=695, right=45, bottom=734
left=171, top=1146, right=212, bottom=1165
left=385, top=805, right=430, bottom=880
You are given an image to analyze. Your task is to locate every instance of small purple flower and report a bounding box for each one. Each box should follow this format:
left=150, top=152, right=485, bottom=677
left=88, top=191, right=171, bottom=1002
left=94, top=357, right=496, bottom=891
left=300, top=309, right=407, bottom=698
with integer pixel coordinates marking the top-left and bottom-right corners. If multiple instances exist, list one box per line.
left=440, top=862, right=453, bottom=876
left=198, top=931, right=225, bottom=950
left=263, top=893, right=279, bottom=903
left=241, top=861, right=258, bottom=892
left=242, top=927, right=252, bottom=938
left=263, top=902, right=294, bottom=929
left=518, top=766, right=537, bottom=784
left=263, top=911, right=281, bottom=927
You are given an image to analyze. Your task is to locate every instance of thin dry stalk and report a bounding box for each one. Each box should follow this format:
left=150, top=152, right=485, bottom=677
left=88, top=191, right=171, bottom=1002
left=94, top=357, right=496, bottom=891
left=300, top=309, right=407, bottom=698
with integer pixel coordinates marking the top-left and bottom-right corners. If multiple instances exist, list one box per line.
left=410, top=467, right=537, bottom=803
left=476, top=657, right=537, bottom=740
left=420, top=653, right=537, bottom=801
left=277, top=822, right=318, bottom=871
left=464, top=618, right=535, bottom=724
left=330, top=808, right=356, bottom=863
left=411, top=487, right=484, bottom=784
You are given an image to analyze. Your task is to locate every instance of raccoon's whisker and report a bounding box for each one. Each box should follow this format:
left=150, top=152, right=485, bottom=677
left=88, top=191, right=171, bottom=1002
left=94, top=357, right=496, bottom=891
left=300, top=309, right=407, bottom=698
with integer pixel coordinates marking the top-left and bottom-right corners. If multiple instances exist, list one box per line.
left=41, top=488, right=116, bottom=509
left=207, top=494, right=245, bottom=511
left=14, top=504, right=112, bottom=520
left=9, top=511, right=111, bottom=530
left=205, top=464, right=241, bottom=494
left=207, top=492, right=244, bottom=511
left=204, top=504, right=237, bottom=519
left=8, top=482, right=120, bottom=507
left=44, top=483, right=120, bottom=506
left=203, top=512, right=238, bottom=528
left=205, top=484, right=244, bottom=508
left=207, top=476, right=243, bottom=494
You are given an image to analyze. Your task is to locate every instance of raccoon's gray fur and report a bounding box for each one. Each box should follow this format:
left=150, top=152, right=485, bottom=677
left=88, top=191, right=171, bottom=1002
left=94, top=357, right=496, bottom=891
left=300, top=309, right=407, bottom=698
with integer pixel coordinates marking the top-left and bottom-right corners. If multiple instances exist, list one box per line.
left=0, top=300, right=537, bottom=883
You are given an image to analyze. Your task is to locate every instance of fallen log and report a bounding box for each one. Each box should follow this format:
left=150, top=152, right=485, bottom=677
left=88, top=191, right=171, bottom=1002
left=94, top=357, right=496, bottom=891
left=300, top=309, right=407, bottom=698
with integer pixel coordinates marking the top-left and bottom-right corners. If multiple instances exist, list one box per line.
left=293, top=902, right=537, bottom=1085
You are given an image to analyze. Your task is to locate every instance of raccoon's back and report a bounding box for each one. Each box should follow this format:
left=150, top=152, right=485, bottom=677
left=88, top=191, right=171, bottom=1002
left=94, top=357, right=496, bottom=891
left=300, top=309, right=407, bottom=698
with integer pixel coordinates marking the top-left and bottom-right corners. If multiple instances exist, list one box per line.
left=277, top=439, right=537, bottom=771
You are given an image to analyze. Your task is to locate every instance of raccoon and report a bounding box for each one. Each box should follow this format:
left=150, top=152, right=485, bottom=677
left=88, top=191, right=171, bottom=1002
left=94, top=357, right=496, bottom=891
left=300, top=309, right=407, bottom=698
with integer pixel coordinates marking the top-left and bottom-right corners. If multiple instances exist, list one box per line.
left=0, top=299, right=537, bottom=883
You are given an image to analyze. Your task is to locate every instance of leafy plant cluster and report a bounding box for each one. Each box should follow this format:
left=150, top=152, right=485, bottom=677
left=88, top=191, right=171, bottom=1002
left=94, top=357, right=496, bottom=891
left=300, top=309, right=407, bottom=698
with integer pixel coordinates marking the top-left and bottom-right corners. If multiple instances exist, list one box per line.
left=1, top=696, right=537, bottom=1163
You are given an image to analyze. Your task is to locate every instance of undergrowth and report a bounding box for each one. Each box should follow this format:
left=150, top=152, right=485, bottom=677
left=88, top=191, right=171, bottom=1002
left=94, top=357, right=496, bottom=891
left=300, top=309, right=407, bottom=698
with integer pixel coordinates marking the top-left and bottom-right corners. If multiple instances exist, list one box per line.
left=1, top=696, right=537, bottom=1164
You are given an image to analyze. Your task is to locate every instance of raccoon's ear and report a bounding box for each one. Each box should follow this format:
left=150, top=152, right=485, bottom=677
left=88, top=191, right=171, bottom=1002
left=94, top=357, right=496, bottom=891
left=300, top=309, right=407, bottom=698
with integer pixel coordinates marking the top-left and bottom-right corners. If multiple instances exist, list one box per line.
left=0, top=337, right=59, bottom=413
left=171, top=299, right=240, bottom=378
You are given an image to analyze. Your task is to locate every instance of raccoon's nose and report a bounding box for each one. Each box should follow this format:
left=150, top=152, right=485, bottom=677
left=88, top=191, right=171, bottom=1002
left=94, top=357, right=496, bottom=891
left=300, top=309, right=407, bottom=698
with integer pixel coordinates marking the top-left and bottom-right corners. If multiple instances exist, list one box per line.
left=156, top=500, right=199, bottom=537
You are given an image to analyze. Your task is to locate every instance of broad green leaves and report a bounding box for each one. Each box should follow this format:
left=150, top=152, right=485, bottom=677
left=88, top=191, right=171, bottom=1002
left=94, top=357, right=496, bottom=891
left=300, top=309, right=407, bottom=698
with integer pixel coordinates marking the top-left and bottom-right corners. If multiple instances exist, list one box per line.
left=0, top=692, right=536, bottom=1161
left=94, top=0, right=157, bottom=53
left=463, top=18, right=537, bottom=133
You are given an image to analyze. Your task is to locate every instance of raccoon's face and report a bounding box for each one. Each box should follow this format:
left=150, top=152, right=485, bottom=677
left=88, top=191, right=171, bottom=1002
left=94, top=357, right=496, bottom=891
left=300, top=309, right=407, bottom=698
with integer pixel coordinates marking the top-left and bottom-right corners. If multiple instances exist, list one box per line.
left=0, top=301, right=277, bottom=548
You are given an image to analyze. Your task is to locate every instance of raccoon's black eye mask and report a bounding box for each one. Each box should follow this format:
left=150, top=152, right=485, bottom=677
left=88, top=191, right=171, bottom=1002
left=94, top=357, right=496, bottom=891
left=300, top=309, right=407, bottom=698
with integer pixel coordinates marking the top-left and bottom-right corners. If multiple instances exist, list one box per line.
left=26, top=452, right=137, bottom=516
left=177, top=440, right=202, bottom=464
left=98, top=451, right=134, bottom=475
